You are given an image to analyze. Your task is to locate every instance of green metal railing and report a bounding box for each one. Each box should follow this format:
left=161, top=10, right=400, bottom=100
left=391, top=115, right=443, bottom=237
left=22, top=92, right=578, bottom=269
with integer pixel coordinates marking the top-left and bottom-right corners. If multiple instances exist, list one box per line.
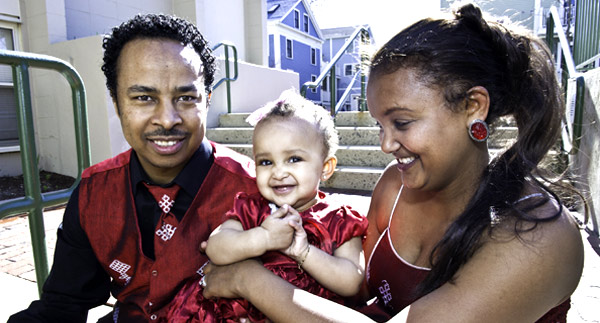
left=211, top=42, right=238, bottom=113
left=0, top=49, right=91, bottom=295
left=573, top=0, right=600, bottom=71
left=301, top=26, right=371, bottom=115
left=545, top=6, right=585, bottom=154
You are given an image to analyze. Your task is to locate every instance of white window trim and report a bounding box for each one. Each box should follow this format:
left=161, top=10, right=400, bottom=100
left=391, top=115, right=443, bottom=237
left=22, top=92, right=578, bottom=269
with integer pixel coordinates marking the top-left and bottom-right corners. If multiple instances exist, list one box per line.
left=311, top=75, right=317, bottom=93
left=344, top=63, right=356, bottom=76
left=310, top=48, right=317, bottom=65
left=303, top=13, right=309, bottom=33
left=285, top=38, right=293, bottom=59
left=294, top=9, right=300, bottom=29
left=0, top=21, right=21, bottom=151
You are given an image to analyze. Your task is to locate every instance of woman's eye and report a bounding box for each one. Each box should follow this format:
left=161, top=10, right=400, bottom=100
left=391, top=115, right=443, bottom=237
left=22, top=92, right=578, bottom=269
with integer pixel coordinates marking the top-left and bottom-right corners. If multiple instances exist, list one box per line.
left=394, top=120, right=411, bottom=129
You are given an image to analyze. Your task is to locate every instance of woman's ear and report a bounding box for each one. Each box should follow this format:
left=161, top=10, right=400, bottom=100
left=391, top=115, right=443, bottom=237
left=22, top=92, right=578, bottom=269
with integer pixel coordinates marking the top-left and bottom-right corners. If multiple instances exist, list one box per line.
left=465, top=86, right=490, bottom=121
left=321, top=156, right=338, bottom=181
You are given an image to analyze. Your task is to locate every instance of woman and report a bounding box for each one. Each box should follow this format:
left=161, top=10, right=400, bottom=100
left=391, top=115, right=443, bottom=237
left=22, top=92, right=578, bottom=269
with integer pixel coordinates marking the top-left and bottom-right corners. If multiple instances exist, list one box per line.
left=200, top=4, right=584, bottom=322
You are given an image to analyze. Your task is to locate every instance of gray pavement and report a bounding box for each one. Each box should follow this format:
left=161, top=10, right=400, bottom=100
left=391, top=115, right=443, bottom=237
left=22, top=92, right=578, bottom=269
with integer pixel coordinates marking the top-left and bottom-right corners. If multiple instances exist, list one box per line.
left=0, top=192, right=598, bottom=322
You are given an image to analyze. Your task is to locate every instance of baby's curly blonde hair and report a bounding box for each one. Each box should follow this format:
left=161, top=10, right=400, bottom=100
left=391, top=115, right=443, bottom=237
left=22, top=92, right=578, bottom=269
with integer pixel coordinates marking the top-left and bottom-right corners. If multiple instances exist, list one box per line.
left=247, top=89, right=339, bottom=159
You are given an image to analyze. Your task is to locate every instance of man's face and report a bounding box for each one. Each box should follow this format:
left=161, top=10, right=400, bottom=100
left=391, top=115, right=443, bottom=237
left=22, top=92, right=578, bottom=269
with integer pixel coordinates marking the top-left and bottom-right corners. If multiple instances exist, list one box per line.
left=114, top=37, right=207, bottom=184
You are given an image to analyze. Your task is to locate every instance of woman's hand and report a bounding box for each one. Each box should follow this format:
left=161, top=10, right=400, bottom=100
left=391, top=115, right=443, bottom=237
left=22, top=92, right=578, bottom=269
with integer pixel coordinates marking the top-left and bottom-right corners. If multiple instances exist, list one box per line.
left=201, top=258, right=263, bottom=299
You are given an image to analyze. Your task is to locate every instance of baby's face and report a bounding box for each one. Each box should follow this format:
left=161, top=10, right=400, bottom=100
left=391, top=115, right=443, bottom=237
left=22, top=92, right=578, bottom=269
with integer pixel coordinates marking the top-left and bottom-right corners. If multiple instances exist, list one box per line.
left=252, top=117, right=326, bottom=212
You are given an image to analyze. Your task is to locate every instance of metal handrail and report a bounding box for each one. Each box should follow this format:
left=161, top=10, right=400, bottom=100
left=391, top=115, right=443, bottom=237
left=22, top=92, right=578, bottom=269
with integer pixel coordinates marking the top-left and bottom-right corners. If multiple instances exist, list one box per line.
left=301, top=26, right=371, bottom=115
left=211, top=42, right=238, bottom=113
left=545, top=7, right=584, bottom=154
left=334, top=71, right=361, bottom=114
left=0, top=49, right=91, bottom=295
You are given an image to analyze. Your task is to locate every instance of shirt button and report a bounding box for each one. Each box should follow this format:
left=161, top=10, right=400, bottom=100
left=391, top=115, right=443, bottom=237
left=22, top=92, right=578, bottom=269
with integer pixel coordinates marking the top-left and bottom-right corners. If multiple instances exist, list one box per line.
left=151, top=270, right=158, bottom=276
left=149, top=302, right=153, bottom=307
left=150, top=314, right=157, bottom=320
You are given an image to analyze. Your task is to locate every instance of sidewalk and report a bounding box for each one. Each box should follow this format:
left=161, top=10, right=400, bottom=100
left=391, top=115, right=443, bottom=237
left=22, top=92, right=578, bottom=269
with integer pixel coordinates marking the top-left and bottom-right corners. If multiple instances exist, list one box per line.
left=1, top=195, right=598, bottom=322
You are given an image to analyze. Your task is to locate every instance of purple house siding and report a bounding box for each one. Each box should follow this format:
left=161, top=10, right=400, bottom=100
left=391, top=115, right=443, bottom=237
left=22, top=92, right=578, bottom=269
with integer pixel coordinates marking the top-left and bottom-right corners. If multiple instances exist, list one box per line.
left=267, top=0, right=323, bottom=103
left=269, top=34, right=275, bottom=67
left=280, top=36, right=320, bottom=101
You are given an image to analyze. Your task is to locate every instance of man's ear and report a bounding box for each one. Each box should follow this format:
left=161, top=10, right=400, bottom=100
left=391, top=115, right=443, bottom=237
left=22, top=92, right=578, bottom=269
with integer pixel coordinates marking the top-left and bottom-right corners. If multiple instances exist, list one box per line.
left=321, top=156, right=337, bottom=181
left=465, top=86, right=490, bottom=121
left=112, top=97, right=120, bottom=117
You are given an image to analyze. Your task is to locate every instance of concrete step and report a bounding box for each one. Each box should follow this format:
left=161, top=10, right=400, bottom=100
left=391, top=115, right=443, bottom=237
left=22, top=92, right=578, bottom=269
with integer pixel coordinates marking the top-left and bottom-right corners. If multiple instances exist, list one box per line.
left=321, top=165, right=383, bottom=191
left=218, top=113, right=253, bottom=127
left=224, top=144, right=395, bottom=168
left=206, top=127, right=253, bottom=144
left=334, top=111, right=377, bottom=127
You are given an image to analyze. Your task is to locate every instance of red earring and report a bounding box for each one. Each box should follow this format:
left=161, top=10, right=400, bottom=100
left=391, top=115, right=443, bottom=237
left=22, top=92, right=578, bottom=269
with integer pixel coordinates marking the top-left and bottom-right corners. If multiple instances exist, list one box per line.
left=469, top=119, right=489, bottom=142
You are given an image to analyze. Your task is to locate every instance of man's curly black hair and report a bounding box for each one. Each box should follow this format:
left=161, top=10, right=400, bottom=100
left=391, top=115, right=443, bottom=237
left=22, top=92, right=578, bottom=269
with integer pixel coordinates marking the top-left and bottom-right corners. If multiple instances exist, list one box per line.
left=101, top=13, right=216, bottom=101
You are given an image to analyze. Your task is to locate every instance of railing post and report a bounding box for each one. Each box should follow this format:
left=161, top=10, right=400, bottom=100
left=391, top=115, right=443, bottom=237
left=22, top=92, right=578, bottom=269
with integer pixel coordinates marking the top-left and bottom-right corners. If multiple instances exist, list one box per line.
left=12, top=62, right=49, bottom=293
left=224, top=46, right=232, bottom=113
left=329, top=66, right=336, bottom=115
left=359, top=30, right=368, bottom=112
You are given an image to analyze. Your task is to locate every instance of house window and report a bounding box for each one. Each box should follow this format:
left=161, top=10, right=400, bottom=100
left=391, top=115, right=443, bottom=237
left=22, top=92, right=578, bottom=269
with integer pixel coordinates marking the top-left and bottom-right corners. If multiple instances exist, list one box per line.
left=322, top=75, right=329, bottom=92
left=294, top=10, right=300, bottom=29
left=303, top=14, right=309, bottom=32
left=0, top=25, right=19, bottom=148
left=311, top=75, right=317, bottom=93
left=344, top=64, right=356, bottom=76
left=286, top=39, right=293, bottom=59
left=311, top=48, right=317, bottom=65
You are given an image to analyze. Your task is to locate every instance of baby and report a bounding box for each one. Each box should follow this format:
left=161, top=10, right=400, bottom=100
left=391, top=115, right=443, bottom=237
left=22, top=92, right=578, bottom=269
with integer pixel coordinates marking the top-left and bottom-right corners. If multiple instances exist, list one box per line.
left=165, top=90, right=367, bottom=322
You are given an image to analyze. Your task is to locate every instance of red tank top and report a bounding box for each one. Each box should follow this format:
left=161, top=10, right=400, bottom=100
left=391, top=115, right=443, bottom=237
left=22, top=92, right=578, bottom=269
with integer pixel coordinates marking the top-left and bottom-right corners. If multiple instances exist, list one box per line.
left=363, top=186, right=570, bottom=322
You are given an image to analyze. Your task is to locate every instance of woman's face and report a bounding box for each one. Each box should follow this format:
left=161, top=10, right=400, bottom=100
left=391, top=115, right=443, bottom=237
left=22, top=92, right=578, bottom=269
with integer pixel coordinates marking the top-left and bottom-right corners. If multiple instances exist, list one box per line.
left=367, top=68, right=481, bottom=192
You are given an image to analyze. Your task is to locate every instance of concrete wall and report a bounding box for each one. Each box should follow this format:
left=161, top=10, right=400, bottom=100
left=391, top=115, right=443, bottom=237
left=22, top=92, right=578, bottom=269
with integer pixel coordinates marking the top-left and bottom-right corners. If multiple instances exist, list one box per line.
left=569, top=68, right=600, bottom=236
left=208, top=58, right=299, bottom=127
left=1, top=0, right=274, bottom=177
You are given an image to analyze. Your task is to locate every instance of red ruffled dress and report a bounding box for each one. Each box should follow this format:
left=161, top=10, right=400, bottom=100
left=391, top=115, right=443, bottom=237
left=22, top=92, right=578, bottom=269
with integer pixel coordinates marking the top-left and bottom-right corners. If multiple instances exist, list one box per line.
left=163, top=191, right=368, bottom=322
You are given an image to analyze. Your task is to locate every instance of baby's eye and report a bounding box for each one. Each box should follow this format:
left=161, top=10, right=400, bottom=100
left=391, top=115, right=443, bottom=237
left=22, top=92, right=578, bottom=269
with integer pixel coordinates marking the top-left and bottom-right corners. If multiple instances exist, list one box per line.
left=289, top=156, right=302, bottom=163
left=257, top=159, right=272, bottom=166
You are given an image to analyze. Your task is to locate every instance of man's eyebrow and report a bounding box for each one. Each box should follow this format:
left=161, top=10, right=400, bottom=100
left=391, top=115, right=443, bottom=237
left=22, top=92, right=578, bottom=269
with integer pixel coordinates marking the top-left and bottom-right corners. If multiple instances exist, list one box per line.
left=176, top=84, right=200, bottom=93
left=127, top=85, right=157, bottom=94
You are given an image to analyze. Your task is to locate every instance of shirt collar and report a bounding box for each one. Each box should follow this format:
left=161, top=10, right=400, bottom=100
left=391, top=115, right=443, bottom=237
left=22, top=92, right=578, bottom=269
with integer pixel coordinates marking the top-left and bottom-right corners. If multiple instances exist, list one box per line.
left=131, top=138, right=214, bottom=196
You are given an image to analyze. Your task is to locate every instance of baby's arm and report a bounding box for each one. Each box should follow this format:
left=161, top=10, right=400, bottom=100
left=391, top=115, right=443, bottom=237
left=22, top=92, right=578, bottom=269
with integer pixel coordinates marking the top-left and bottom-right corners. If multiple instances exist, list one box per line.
left=286, top=219, right=365, bottom=297
left=206, top=205, right=299, bottom=265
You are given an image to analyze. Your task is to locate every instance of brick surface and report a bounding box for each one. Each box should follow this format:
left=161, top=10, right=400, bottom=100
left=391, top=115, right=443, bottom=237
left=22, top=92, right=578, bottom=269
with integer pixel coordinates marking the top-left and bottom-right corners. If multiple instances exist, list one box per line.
left=1, top=197, right=598, bottom=323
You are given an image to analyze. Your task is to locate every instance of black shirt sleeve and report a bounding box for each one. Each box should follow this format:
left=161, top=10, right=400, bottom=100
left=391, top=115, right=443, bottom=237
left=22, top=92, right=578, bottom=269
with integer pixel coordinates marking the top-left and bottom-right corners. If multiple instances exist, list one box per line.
left=8, top=185, right=111, bottom=323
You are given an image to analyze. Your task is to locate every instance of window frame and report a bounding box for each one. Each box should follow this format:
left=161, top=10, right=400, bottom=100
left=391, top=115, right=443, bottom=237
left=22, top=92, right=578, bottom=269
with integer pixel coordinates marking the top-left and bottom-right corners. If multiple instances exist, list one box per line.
left=285, top=38, right=293, bottom=59
left=303, top=13, right=309, bottom=33
left=311, top=47, right=317, bottom=65
left=311, top=75, right=317, bottom=93
left=294, top=9, right=300, bottom=29
left=0, top=22, right=21, bottom=151
left=344, top=63, right=356, bottom=76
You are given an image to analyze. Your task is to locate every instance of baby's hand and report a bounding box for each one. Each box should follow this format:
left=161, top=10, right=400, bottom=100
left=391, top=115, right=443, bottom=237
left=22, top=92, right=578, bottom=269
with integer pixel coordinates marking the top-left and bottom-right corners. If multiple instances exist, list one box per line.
left=260, top=205, right=296, bottom=250
left=281, top=211, right=308, bottom=261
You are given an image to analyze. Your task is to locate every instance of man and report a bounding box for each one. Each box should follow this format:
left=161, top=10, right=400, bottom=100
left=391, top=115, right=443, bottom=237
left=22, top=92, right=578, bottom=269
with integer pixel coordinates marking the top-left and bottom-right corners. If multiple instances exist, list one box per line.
left=9, top=14, right=257, bottom=322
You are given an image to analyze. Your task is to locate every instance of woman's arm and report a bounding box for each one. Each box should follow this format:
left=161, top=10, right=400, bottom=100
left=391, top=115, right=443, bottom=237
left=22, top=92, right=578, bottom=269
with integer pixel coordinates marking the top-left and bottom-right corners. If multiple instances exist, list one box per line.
left=298, top=237, right=365, bottom=296
left=202, top=259, right=375, bottom=323
left=403, top=209, right=584, bottom=323
left=206, top=205, right=299, bottom=265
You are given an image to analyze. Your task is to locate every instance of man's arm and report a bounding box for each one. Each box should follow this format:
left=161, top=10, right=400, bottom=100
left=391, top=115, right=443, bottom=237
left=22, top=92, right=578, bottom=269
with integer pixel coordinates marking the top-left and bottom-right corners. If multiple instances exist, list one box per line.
left=8, top=186, right=111, bottom=323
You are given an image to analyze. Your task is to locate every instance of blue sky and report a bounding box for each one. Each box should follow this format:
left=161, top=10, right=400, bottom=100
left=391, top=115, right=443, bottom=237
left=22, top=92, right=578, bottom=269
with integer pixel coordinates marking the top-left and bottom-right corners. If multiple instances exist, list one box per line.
left=310, top=0, right=441, bottom=45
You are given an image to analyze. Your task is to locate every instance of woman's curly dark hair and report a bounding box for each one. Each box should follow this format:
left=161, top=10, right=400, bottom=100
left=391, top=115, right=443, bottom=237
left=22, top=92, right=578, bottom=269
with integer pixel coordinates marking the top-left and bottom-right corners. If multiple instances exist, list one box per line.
left=101, top=13, right=216, bottom=101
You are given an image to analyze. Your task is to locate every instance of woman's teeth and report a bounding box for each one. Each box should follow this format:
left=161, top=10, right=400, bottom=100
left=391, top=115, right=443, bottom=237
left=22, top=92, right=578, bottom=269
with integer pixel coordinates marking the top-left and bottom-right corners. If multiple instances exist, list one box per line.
left=398, top=156, right=415, bottom=164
